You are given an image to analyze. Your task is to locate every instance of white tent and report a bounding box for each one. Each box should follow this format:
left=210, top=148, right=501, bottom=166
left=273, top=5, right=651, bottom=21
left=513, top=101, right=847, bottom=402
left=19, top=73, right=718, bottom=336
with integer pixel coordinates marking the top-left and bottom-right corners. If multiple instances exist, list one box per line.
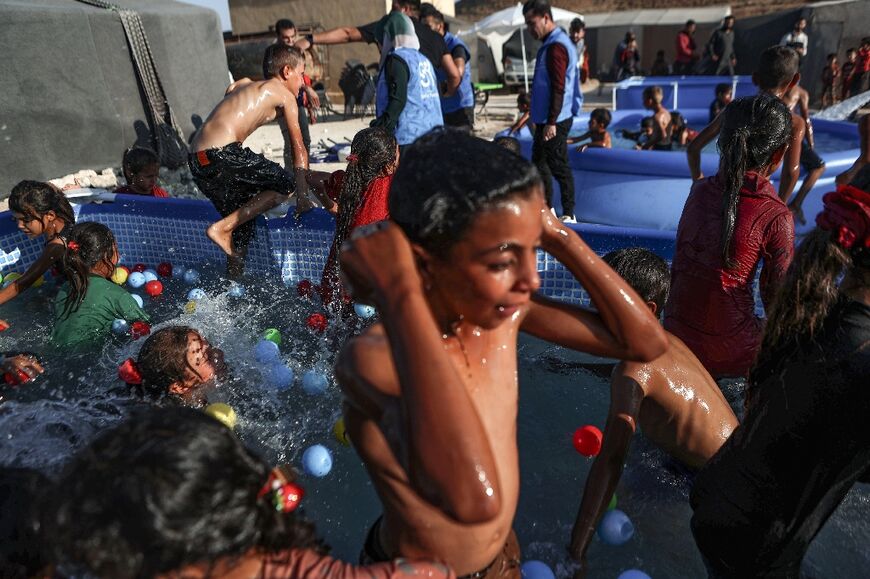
left=457, top=2, right=584, bottom=91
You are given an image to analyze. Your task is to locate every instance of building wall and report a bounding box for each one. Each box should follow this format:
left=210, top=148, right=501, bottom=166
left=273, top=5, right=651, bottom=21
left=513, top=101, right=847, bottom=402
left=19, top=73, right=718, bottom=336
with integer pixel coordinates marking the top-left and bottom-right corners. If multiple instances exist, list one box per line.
left=229, top=0, right=455, bottom=91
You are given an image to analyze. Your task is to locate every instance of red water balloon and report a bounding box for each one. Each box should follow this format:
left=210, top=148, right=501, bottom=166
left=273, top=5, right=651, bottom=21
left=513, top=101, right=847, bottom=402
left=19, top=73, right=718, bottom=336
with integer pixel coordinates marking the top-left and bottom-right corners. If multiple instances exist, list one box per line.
left=3, top=369, right=31, bottom=386
left=156, top=262, right=173, bottom=278
left=297, top=279, right=314, bottom=298
left=145, top=280, right=163, bottom=297
left=132, top=263, right=147, bottom=273
left=306, top=313, right=328, bottom=333
left=573, top=425, right=603, bottom=457
left=131, top=321, right=151, bottom=340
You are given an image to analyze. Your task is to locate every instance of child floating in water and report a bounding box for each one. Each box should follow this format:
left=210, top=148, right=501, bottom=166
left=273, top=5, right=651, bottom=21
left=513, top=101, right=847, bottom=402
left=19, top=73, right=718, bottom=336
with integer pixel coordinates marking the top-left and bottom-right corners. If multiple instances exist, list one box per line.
left=0, top=181, right=75, bottom=330
left=620, top=116, right=654, bottom=148
left=667, top=95, right=795, bottom=379
left=569, top=247, right=738, bottom=573
left=115, top=147, right=169, bottom=197
left=46, top=407, right=457, bottom=578
left=690, top=46, right=807, bottom=203
left=336, top=129, right=667, bottom=576
left=311, top=127, right=398, bottom=306
left=189, top=45, right=314, bottom=277
left=119, top=326, right=227, bottom=406
left=508, top=92, right=533, bottom=136
left=52, top=222, right=149, bottom=349
left=709, top=82, right=732, bottom=122
left=639, top=86, right=672, bottom=150
left=567, top=108, right=612, bottom=152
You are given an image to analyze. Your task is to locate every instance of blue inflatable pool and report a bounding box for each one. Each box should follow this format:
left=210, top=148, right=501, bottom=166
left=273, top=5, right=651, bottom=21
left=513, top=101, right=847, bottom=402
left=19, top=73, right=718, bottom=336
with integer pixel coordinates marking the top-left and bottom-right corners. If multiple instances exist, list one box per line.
left=613, top=75, right=755, bottom=110
left=0, top=194, right=677, bottom=308
left=505, top=109, right=861, bottom=233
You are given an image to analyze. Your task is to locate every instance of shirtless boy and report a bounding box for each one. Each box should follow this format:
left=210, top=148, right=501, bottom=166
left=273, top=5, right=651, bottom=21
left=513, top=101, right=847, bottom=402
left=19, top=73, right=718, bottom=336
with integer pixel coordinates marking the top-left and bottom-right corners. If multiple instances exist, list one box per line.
left=568, top=248, right=738, bottom=573
left=336, top=130, right=668, bottom=577
left=783, top=81, right=826, bottom=225
left=689, top=45, right=806, bottom=203
left=189, top=45, right=312, bottom=276
left=639, top=86, right=672, bottom=151
left=567, top=108, right=612, bottom=152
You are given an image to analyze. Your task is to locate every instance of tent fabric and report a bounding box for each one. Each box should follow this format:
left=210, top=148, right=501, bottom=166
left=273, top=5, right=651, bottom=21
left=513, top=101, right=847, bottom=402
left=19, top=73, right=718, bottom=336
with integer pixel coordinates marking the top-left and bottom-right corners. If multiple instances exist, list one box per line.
left=583, top=6, right=731, bottom=28
left=0, top=0, right=230, bottom=195
left=457, top=3, right=584, bottom=77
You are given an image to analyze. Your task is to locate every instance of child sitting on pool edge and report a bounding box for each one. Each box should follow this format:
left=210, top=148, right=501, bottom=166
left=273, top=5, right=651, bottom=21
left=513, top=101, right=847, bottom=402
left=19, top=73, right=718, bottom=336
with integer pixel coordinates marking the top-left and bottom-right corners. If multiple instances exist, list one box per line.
left=567, top=108, right=612, bottom=152
left=0, top=181, right=76, bottom=330
left=118, top=325, right=227, bottom=406
left=46, top=406, right=457, bottom=578
left=52, top=222, right=149, bottom=349
left=336, top=129, right=668, bottom=576
left=508, top=92, right=533, bottom=136
left=115, top=147, right=169, bottom=197
left=569, top=247, right=737, bottom=573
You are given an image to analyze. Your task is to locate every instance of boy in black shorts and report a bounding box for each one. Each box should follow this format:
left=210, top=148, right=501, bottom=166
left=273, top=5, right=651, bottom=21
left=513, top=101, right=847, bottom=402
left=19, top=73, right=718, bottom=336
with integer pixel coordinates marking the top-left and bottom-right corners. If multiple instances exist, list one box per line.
left=784, top=81, right=827, bottom=224
left=189, top=45, right=320, bottom=277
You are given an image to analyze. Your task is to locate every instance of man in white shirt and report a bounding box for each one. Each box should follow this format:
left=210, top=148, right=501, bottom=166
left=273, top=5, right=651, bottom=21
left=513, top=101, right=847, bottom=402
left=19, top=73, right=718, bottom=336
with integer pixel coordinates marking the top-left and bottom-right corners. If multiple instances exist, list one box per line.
left=781, top=17, right=809, bottom=59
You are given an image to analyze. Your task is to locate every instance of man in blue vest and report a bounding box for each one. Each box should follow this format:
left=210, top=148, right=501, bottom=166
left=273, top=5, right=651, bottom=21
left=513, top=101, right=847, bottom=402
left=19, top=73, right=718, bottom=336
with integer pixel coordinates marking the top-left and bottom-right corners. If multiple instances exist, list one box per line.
left=524, top=0, right=582, bottom=223
left=421, top=5, right=475, bottom=131
left=372, top=11, right=443, bottom=148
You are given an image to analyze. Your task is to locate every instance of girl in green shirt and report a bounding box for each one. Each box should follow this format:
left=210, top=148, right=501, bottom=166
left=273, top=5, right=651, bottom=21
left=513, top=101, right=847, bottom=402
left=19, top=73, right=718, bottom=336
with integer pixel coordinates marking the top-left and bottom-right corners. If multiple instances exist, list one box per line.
left=52, top=222, right=149, bottom=348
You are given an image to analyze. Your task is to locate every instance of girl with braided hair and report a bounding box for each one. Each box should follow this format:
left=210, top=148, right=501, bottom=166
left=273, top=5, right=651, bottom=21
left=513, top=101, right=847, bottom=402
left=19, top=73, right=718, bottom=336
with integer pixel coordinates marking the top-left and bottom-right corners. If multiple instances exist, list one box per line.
left=665, top=94, right=795, bottom=379
left=691, top=165, right=870, bottom=577
left=311, top=127, right=399, bottom=305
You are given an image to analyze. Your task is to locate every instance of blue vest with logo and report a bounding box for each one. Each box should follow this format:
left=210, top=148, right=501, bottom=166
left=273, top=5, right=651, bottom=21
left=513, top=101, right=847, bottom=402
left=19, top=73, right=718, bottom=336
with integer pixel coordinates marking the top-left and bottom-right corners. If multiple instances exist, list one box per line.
left=439, top=32, right=474, bottom=113
left=376, top=47, right=443, bottom=145
left=530, top=27, right=582, bottom=125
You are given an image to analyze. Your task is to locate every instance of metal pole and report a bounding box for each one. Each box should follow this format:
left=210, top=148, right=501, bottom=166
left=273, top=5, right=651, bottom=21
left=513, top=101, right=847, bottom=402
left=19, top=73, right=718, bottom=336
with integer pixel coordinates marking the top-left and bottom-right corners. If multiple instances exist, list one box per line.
left=521, top=28, right=529, bottom=93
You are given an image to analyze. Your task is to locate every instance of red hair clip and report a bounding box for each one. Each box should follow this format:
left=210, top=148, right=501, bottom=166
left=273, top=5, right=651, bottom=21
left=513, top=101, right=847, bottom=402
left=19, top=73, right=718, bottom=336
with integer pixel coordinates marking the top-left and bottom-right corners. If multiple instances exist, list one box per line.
left=67, top=240, right=80, bottom=252
left=346, top=153, right=359, bottom=163
left=118, top=357, right=143, bottom=384
left=257, top=468, right=304, bottom=513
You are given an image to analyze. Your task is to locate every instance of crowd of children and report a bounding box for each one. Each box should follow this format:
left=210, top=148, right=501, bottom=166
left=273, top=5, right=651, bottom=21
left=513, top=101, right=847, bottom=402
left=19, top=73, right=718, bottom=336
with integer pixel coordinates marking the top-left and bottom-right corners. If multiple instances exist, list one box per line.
left=3, top=22, right=870, bottom=579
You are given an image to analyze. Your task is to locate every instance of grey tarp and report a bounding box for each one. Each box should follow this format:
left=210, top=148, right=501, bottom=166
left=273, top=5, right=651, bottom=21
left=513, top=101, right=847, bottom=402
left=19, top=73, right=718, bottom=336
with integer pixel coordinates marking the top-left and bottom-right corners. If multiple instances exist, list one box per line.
left=0, top=0, right=230, bottom=195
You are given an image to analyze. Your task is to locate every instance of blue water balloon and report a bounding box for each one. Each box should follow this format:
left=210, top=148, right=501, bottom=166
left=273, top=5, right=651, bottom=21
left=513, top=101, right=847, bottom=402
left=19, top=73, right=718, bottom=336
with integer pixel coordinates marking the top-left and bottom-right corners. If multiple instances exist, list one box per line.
left=111, top=319, right=129, bottom=335
left=143, top=270, right=158, bottom=282
left=127, top=272, right=146, bottom=288
left=302, top=444, right=333, bottom=477
left=354, top=303, right=376, bottom=319
left=520, top=561, right=555, bottom=579
left=130, top=294, right=144, bottom=308
left=227, top=283, right=246, bottom=298
left=301, top=370, right=328, bottom=395
left=187, top=288, right=206, bottom=301
left=617, top=571, right=652, bottom=579
left=254, top=339, right=280, bottom=364
left=183, top=269, right=201, bottom=284
left=269, top=363, right=294, bottom=388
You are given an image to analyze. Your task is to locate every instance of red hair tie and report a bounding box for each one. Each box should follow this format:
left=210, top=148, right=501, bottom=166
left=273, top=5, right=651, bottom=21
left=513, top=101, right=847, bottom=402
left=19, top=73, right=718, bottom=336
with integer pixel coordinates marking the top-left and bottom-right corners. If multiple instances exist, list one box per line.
left=67, top=241, right=80, bottom=252
left=257, top=468, right=304, bottom=512
left=816, top=184, right=870, bottom=250
left=346, top=153, right=359, bottom=163
left=118, top=357, right=143, bottom=384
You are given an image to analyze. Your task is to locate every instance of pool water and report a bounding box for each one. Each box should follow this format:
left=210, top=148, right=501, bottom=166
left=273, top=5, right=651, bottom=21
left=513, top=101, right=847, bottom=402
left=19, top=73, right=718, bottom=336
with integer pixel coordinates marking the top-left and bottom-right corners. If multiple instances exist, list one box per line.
left=581, top=123, right=860, bottom=156
left=1, top=265, right=869, bottom=577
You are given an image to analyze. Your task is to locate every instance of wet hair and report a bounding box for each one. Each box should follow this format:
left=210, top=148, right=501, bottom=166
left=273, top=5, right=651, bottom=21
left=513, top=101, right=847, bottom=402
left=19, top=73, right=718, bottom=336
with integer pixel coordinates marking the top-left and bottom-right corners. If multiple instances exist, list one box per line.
left=643, top=86, right=663, bottom=104
left=132, top=326, right=201, bottom=401
left=755, top=45, right=800, bottom=90
left=570, top=18, right=585, bottom=32
left=590, top=108, right=612, bottom=128
left=517, top=92, right=531, bottom=107
left=602, top=248, right=670, bottom=313
left=263, top=44, right=305, bottom=78
left=390, top=129, right=541, bottom=258
left=275, top=18, right=295, bottom=33
left=0, top=468, right=50, bottom=578
left=640, top=116, right=654, bottom=130
left=122, top=147, right=159, bottom=181
left=493, top=136, right=522, bottom=155
left=325, top=127, right=398, bottom=297
left=670, top=111, right=687, bottom=139
left=9, top=180, right=75, bottom=227
left=59, top=222, right=117, bottom=320
left=46, top=407, right=325, bottom=578
left=522, top=0, right=553, bottom=19
left=715, top=82, right=732, bottom=98
left=717, top=95, right=792, bottom=267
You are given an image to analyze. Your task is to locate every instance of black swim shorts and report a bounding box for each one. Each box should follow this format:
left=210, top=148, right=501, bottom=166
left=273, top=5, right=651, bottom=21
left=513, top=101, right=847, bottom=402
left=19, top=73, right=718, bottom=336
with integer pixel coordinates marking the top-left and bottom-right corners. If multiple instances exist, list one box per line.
left=800, top=144, right=825, bottom=171
left=188, top=143, right=296, bottom=251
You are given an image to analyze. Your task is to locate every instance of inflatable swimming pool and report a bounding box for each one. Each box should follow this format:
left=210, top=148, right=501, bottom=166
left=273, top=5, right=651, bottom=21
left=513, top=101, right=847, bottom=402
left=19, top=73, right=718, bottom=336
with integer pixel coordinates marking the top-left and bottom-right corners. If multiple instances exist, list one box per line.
left=505, top=109, right=861, bottom=233
left=613, top=75, right=755, bottom=110
left=0, top=194, right=677, bottom=307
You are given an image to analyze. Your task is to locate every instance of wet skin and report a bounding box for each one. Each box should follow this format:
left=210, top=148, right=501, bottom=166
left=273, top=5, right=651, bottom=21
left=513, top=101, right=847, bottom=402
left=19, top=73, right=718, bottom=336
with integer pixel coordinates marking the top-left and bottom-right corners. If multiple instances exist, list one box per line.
left=168, top=332, right=227, bottom=405
left=337, top=191, right=668, bottom=574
